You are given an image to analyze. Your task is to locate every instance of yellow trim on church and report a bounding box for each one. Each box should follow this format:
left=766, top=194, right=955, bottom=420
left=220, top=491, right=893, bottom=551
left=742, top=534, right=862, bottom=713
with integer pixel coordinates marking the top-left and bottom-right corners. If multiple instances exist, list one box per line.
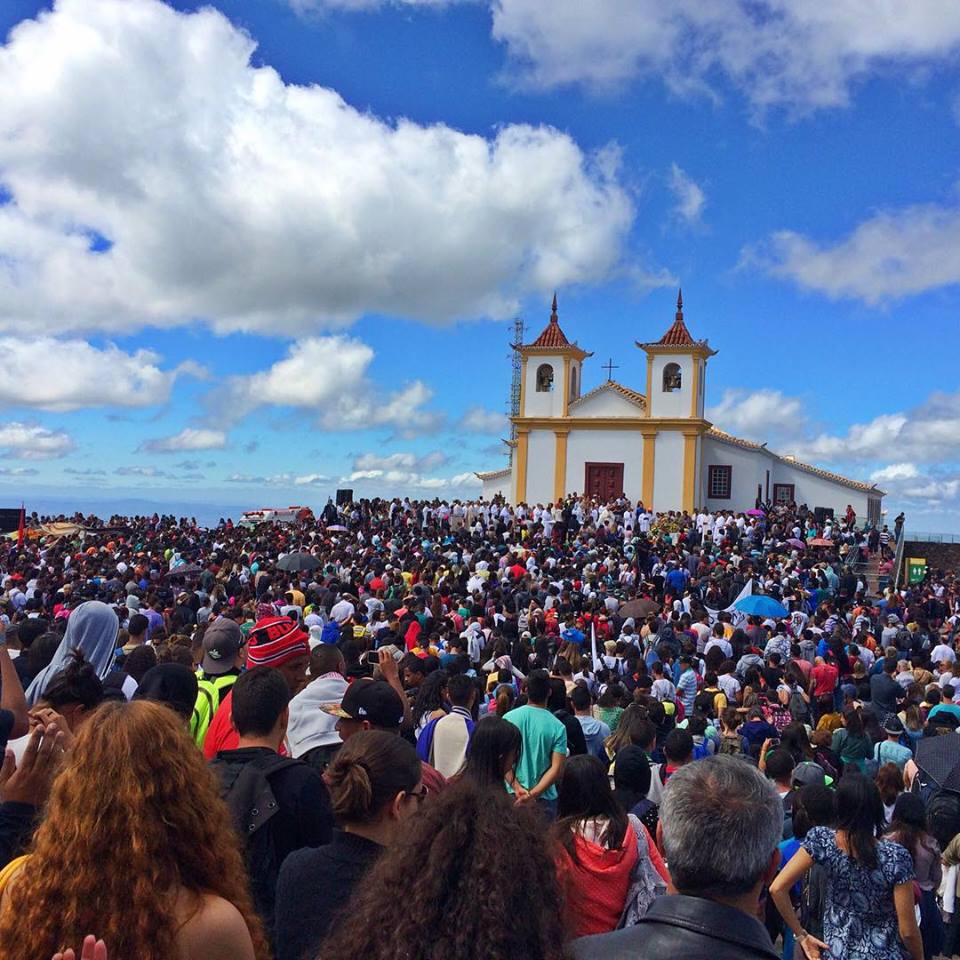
left=553, top=430, right=568, bottom=502
left=641, top=428, right=657, bottom=507
left=682, top=431, right=698, bottom=513
left=511, top=416, right=712, bottom=431
left=515, top=429, right=529, bottom=503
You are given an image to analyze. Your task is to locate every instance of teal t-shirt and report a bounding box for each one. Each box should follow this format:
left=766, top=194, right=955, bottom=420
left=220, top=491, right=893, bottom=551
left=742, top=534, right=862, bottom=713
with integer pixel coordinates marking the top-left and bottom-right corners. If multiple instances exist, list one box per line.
left=504, top=704, right=568, bottom=800
left=874, top=740, right=913, bottom=770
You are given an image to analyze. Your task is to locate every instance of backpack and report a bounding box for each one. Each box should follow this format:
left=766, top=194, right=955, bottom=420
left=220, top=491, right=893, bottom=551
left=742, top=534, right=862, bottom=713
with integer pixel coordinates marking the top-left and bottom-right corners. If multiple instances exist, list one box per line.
left=911, top=765, right=960, bottom=848
left=787, top=687, right=810, bottom=723
left=216, top=753, right=301, bottom=925
left=719, top=732, right=743, bottom=756
left=191, top=673, right=237, bottom=746
left=895, top=628, right=914, bottom=653
left=694, top=689, right=717, bottom=716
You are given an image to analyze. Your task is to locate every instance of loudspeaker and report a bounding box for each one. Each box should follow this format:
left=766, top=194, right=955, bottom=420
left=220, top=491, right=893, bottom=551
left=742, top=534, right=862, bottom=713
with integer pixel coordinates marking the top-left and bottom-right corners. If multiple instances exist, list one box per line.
left=335, top=489, right=353, bottom=506
left=814, top=506, right=835, bottom=525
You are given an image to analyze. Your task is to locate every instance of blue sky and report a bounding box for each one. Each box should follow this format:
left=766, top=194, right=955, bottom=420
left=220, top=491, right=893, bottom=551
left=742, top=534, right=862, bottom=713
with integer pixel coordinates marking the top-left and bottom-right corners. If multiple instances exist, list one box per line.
left=1, top=0, right=960, bottom=528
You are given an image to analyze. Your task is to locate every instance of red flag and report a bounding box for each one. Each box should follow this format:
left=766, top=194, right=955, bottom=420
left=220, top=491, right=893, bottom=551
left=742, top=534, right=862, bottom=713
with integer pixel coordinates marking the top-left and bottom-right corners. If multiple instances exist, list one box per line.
left=17, top=503, right=24, bottom=548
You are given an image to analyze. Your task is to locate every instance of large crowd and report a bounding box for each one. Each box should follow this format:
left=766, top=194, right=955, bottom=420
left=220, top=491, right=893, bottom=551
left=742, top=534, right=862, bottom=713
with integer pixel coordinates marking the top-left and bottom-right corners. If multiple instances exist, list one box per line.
left=0, top=494, right=956, bottom=960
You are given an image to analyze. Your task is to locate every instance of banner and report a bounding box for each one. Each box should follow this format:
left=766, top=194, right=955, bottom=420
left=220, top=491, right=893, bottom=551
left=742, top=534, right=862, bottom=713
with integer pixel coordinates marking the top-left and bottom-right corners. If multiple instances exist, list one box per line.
left=705, top=579, right=753, bottom=630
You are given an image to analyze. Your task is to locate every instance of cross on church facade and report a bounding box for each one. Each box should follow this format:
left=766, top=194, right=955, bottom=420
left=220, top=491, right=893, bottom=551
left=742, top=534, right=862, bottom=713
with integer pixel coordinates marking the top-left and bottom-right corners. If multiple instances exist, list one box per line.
left=602, top=358, right=619, bottom=380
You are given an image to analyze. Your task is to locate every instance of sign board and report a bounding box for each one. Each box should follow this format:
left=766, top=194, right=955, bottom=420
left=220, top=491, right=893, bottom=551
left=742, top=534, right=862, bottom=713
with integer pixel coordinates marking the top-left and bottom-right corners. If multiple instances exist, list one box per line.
left=907, top=558, right=927, bottom=584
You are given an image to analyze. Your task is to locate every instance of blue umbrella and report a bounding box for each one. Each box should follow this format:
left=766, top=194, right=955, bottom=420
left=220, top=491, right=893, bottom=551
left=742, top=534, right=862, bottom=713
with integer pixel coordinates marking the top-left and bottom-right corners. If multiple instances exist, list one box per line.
left=734, top=594, right=789, bottom=619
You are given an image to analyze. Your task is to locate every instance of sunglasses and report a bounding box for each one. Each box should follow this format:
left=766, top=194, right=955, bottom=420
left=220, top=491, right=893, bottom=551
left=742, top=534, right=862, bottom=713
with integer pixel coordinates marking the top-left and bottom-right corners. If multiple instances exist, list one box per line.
left=406, top=785, right=428, bottom=804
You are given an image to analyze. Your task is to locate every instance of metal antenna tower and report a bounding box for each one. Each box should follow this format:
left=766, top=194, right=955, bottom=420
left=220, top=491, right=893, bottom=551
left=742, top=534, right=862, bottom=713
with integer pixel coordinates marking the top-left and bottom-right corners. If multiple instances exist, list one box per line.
left=508, top=315, right=525, bottom=463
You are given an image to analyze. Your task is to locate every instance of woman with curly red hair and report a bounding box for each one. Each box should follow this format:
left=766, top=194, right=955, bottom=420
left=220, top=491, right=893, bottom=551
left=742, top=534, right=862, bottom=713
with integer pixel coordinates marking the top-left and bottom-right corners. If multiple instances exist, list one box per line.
left=0, top=699, right=268, bottom=960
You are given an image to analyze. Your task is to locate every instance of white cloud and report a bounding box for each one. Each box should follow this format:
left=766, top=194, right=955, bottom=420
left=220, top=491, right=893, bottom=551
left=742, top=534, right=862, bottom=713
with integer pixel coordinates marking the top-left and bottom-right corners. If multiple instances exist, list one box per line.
left=707, top=388, right=805, bottom=442
left=0, top=0, right=633, bottom=338
left=214, top=336, right=442, bottom=437
left=224, top=471, right=329, bottom=486
left=0, top=467, right=38, bottom=477
left=116, top=465, right=169, bottom=477
left=0, top=422, right=75, bottom=459
left=458, top=407, right=509, bottom=434
left=870, top=463, right=920, bottom=484
left=488, top=1, right=960, bottom=111
left=352, top=451, right=449, bottom=472
left=755, top=204, right=960, bottom=303
left=0, top=338, right=202, bottom=412
left=339, top=451, right=477, bottom=490
left=340, top=467, right=479, bottom=490
left=667, top=164, right=705, bottom=224
left=139, top=428, right=227, bottom=453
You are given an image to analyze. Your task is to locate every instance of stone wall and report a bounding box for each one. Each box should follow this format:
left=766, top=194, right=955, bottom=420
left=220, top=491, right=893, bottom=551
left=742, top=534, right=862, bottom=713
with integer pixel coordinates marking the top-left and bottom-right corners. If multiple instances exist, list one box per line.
left=901, top=540, right=960, bottom=578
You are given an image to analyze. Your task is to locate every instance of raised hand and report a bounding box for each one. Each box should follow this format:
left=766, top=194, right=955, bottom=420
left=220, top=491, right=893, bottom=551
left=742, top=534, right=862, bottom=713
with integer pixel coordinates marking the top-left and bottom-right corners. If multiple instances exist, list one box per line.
left=0, top=723, right=66, bottom=807
left=52, top=934, right=108, bottom=960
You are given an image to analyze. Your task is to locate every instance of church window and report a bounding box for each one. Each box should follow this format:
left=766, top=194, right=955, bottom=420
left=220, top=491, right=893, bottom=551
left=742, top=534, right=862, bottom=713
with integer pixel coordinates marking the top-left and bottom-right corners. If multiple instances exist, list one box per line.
left=536, top=363, right=554, bottom=392
left=708, top=465, right=732, bottom=500
left=662, top=362, right=682, bottom=392
left=569, top=365, right=579, bottom=400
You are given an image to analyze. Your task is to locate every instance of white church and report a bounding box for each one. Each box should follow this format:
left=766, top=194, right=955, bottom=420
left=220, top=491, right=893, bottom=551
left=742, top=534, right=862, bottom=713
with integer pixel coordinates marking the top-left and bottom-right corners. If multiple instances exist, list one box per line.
left=477, top=293, right=884, bottom=522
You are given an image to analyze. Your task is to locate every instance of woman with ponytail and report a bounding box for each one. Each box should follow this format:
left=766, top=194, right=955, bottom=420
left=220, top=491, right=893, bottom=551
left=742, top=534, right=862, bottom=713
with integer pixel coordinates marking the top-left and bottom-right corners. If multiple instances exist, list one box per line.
left=274, top=730, right=423, bottom=960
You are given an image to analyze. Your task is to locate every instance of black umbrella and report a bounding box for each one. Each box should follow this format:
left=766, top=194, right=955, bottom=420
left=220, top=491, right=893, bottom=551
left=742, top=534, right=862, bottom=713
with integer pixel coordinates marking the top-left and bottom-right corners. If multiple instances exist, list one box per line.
left=277, top=551, right=320, bottom=572
left=915, top=735, right=960, bottom=792
left=619, top=597, right=659, bottom=619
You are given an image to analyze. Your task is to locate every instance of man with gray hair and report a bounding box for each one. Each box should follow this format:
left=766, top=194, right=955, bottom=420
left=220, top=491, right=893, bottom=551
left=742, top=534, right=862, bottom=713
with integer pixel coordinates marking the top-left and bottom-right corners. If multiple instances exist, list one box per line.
left=570, top=756, right=781, bottom=960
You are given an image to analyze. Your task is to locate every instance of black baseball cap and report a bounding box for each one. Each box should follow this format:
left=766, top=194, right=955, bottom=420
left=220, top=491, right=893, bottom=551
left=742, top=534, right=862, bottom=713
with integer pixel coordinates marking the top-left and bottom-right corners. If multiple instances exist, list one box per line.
left=322, top=679, right=404, bottom=728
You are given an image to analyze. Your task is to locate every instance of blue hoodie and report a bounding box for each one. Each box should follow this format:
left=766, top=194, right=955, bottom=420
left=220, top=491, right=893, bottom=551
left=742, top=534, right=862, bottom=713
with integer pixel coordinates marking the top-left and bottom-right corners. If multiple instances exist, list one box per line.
left=577, top=714, right=611, bottom=759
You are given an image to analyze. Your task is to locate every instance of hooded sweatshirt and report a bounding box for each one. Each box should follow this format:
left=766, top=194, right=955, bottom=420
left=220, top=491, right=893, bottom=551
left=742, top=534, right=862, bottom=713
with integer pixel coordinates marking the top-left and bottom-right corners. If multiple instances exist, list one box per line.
left=576, top=714, right=611, bottom=759
left=556, top=818, right=639, bottom=938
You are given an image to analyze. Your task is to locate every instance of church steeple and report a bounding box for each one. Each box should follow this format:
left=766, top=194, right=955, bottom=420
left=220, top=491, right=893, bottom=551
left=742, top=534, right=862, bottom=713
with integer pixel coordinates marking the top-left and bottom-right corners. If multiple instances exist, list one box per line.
left=518, top=293, right=590, bottom=355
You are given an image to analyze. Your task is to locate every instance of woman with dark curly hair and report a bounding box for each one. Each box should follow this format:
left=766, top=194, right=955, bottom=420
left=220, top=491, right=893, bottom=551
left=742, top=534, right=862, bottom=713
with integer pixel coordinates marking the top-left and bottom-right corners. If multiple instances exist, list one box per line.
left=0, top=700, right=267, bottom=960
left=411, top=668, right=448, bottom=734
left=319, top=782, right=565, bottom=960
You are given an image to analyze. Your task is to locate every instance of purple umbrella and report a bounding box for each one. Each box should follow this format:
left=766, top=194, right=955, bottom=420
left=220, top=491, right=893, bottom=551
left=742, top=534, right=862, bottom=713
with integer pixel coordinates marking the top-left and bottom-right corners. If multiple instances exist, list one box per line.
left=746, top=509, right=764, bottom=517
left=787, top=538, right=806, bottom=550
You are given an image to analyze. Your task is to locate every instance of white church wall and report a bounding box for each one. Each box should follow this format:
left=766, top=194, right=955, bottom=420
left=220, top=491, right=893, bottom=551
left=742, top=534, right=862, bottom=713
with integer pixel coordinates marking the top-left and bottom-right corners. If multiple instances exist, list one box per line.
left=525, top=429, right=556, bottom=504
left=772, top=461, right=873, bottom=519
left=524, top=357, right=564, bottom=418
left=481, top=473, right=509, bottom=501
left=565, top=430, right=643, bottom=499
left=569, top=388, right=641, bottom=418
left=700, top=437, right=771, bottom=511
left=653, top=431, right=684, bottom=511
left=649, top=354, right=690, bottom=419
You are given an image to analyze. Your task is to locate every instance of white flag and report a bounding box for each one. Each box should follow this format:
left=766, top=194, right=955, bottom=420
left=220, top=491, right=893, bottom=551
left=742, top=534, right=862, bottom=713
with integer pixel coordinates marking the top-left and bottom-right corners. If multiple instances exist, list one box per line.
left=705, top=578, right=753, bottom=629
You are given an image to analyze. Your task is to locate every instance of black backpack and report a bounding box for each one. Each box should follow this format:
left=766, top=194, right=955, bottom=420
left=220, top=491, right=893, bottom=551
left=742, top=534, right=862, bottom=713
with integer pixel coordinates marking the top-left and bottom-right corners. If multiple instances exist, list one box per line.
left=911, top=770, right=960, bottom=850
left=215, top=753, right=300, bottom=927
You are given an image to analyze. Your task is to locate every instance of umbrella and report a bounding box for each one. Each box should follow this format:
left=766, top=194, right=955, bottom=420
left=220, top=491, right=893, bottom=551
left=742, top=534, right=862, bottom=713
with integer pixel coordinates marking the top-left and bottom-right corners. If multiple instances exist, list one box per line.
left=915, top=736, right=960, bottom=792
left=277, top=551, right=321, bottom=572
left=164, top=564, right=202, bottom=578
left=787, top=538, right=806, bottom=550
left=734, top=594, right=789, bottom=619
left=326, top=524, right=348, bottom=533
left=619, top=597, right=660, bottom=619
left=807, top=538, right=833, bottom=547
left=746, top=508, right=765, bottom=517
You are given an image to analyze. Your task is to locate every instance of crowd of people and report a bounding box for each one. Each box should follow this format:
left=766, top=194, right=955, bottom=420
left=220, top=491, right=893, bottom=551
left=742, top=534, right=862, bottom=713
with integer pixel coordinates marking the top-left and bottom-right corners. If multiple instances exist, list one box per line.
left=0, top=493, right=956, bottom=959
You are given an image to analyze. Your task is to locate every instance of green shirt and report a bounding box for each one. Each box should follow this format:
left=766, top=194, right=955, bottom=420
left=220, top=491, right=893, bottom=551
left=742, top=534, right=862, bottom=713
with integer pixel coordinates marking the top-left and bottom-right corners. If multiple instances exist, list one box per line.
left=504, top=704, right=568, bottom=800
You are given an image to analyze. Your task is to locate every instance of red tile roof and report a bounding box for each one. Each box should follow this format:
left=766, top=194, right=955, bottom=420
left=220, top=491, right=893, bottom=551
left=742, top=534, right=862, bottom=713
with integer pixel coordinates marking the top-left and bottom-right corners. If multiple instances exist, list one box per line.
left=658, top=289, right=696, bottom=344
left=528, top=292, right=572, bottom=347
